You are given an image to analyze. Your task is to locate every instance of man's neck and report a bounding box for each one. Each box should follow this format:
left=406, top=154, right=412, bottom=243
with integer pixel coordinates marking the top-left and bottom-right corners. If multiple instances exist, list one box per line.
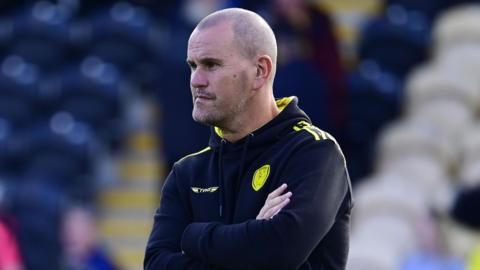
left=219, top=97, right=280, bottom=143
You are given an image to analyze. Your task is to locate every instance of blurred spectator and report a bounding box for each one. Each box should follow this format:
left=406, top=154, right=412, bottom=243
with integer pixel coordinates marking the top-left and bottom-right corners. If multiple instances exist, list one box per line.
left=3, top=0, right=480, bottom=269
left=0, top=197, right=23, bottom=270
left=60, top=206, right=118, bottom=270
left=7, top=182, right=63, bottom=270
left=266, top=0, right=349, bottom=133
left=469, top=245, right=480, bottom=270
left=0, top=221, right=23, bottom=270
left=260, top=0, right=358, bottom=182
left=402, top=213, right=465, bottom=270
left=451, top=185, right=480, bottom=230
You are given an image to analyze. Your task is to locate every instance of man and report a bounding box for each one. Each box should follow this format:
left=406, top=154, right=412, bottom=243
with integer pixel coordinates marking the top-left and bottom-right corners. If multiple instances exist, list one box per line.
left=145, top=8, right=353, bottom=270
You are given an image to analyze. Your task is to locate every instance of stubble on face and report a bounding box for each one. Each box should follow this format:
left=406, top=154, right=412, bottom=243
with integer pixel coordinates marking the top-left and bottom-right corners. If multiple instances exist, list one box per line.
left=189, top=24, right=253, bottom=130
left=192, top=69, right=250, bottom=129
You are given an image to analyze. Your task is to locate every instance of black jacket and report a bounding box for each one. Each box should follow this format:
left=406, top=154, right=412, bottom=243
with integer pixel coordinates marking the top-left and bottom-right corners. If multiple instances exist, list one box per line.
left=144, top=97, right=353, bottom=270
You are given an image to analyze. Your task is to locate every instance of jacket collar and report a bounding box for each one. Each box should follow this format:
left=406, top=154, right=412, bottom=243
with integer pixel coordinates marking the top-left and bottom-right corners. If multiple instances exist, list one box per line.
left=208, top=96, right=310, bottom=151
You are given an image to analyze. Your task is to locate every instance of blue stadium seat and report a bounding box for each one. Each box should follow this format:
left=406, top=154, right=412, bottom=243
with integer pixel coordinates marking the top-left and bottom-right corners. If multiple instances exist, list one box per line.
left=71, top=1, right=166, bottom=94
left=274, top=60, right=330, bottom=130
left=1, top=4, right=71, bottom=71
left=358, top=7, right=430, bottom=78
left=71, top=2, right=160, bottom=71
left=0, top=121, right=20, bottom=178
left=344, top=64, right=403, bottom=181
left=39, top=61, right=125, bottom=148
left=20, top=122, right=95, bottom=199
left=385, top=0, right=447, bottom=20
left=0, top=67, right=39, bottom=129
left=348, top=62, right=402, bottom=135
left=5, top=181, right=64, bottom=270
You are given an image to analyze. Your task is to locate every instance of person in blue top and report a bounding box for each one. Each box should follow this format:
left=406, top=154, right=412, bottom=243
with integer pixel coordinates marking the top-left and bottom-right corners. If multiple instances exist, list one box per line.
left=144, top=7, right=353, bottom=270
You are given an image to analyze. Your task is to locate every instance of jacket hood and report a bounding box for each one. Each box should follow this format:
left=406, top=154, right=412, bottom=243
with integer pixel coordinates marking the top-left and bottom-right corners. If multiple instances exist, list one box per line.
left=208, top=96, right=310, bottom=151
left=206, top=96, right=311, bottom=218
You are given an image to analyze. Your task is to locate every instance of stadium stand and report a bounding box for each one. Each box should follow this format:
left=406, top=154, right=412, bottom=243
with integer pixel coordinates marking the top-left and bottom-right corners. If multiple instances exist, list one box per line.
left=349, top=2, right=480, bottom=270
left=0, top=0, right=479, bottom=269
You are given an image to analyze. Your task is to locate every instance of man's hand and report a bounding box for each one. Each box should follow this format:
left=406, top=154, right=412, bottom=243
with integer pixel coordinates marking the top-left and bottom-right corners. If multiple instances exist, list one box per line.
left=256, top=183, right=292, bottom=220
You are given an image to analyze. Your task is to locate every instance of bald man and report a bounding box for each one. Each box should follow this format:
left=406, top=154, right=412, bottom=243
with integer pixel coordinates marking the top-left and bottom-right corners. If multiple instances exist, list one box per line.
left=144, top=8, right=353, bottom=270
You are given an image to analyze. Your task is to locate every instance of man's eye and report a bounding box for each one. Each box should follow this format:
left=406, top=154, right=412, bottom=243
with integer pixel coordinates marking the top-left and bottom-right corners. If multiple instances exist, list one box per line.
left=206, top=62, right=219, bottom=70
left=187, top=61, right=197, bottom=70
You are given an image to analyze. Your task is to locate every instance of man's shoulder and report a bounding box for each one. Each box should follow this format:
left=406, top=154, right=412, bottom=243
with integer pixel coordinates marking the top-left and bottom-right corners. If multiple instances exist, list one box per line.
left=174, top=146, right=212, bottom=168
left=289, top=120, right=346, bottom=164
left=291, top=120, right=337, bottom=144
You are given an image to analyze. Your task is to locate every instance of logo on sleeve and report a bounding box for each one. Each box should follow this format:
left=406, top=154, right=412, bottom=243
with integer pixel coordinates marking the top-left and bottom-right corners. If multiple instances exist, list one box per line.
left=191, top=186, right=219, bottom=193
left=252, top=164, right=270, bottom=191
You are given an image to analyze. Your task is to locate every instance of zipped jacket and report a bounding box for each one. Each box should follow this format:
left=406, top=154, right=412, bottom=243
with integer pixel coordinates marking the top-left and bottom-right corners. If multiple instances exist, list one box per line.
left=144, top=96, right=353, bottom=270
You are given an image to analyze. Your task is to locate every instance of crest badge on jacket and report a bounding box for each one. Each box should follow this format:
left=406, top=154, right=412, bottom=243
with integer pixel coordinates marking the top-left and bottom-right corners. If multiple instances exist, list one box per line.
left=252, top=164, right=270, bottom=191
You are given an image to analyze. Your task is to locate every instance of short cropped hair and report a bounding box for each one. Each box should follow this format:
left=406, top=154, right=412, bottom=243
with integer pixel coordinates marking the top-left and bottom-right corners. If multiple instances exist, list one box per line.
left=196, top=8, right=277, bottom=70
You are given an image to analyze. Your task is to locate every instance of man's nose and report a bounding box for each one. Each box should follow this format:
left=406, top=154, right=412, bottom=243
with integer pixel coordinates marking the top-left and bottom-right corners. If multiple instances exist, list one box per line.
left=191, top=69, right=208, bottom=89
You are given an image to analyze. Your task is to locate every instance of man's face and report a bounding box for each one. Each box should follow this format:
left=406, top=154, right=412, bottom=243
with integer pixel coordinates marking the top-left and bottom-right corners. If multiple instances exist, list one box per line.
left=187, top=23, right=255, bottom=127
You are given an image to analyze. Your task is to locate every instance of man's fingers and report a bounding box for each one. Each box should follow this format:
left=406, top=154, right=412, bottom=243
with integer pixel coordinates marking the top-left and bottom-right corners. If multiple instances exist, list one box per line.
left=257, top=184, right=292, bottom=220
left=257, top=205, right=267, bottom=219
left=257, top=191, right=292, bottom=220
left=264, top=197, right=290, bottom=219
left=267, top=183, right=288, bottom=200
left=266, top=191, right=292, bottom=208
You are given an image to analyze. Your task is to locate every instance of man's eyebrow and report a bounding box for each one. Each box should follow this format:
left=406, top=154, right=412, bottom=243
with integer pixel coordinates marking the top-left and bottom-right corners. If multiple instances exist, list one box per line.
left=199, top=57, right=222, bottom=64
left=187, top=57, right=223, bottom=65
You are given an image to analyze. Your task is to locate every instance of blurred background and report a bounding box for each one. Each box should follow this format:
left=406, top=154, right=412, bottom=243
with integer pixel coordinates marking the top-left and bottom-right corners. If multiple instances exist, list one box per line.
left=0, top=0, right=479, bottom=269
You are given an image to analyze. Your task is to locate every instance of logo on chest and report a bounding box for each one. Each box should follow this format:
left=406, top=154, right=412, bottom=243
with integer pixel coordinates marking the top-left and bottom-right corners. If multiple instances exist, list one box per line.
left=191, top=186, right=219, bottom=193
left=252, top=164, right=270, bottom=191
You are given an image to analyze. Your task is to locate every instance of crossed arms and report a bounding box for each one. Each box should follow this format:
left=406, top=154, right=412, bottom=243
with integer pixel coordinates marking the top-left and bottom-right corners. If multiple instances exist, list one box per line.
left=144, top=140, right=350, bottom=270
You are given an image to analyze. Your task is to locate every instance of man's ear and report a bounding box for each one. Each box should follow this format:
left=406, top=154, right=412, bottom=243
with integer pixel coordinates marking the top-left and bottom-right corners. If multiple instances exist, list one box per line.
left=253, top=55, right=273, bottom=90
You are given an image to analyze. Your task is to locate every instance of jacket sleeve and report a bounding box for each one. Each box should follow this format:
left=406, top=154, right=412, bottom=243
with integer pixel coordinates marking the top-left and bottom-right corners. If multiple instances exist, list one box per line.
left=144, top=167, right=222, bottom=270
left=180, top=139, right=352, bottom=270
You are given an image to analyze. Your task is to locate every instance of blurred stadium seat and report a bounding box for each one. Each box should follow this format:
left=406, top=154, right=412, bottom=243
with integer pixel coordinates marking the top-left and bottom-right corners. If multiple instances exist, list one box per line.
left=274, top=60, right=330, bottom=128
left=405, top=64, right=479, bottom=114
left=376, top=120, right=455, bottom=169
left=0, top=1, right=479, bottom=269
left=0, top=67, right=38, bottom=129
left=385, top=0, right=449, bottom=20
left=38, top=59, right=127, bottom=149
left=358, top=4, right=430, bottom=78
left=69, top=1, right=164, bottom=93
left=433, top=4, right=480, bottom=54
left=348, top=2, right=480, bottom=269
left=20, top=122, right=94, bottom=199
left=5, top=181, right=65, bottom=270
left=348, top=234, right=401, bottom=270
left=0, top=2, right=72, bottom=71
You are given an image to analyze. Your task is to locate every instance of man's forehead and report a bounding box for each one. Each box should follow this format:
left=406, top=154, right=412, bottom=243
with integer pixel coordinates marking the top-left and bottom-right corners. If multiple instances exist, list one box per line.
left=190, top=24, right=233, bottom=44
left=187, top=25, right=236, bottom=58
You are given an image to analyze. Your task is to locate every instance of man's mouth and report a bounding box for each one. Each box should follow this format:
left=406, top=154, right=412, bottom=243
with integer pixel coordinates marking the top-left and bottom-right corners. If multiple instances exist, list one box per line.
left=195, top=93, right=215, bottom=101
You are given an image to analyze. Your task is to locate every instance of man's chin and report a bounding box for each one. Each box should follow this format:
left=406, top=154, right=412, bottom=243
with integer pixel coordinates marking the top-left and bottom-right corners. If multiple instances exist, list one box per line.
left=192, top=112, right=219, bottom=127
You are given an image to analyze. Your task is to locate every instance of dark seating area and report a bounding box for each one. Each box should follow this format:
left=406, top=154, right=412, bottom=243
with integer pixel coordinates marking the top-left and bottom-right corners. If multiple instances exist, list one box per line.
left=0, top=0, right=480, bottom=269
